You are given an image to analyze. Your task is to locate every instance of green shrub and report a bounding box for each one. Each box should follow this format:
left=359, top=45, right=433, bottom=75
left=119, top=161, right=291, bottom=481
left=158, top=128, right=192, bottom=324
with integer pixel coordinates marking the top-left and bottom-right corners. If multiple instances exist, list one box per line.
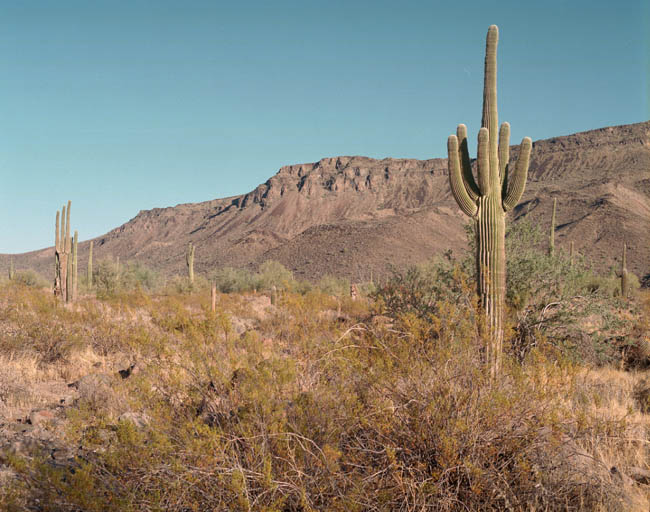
left=94, top=259, right=162, bottom=298
left=11, top=270, right=48, bottom=288
left=317, top=275, right=350, bottom=296
left=253, top=260, right=295, bottom=291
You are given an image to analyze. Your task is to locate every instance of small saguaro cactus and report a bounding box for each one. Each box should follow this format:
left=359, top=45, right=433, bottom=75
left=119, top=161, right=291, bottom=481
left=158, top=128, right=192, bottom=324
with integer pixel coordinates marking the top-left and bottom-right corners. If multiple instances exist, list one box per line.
left=8, top=256, right=15, bottom=280
left=569, top=241, right=575, bottom=267
left=72, top=230, right=78, bottom=302
left=621, top=242, right=628, bottom=298
left=186, top=242, right=195, bottom=284
left=88, top=240, right=94, bottom=288
left=549, top=198, right=557, bottom=256
left=447, top=25, right=532, bottom=375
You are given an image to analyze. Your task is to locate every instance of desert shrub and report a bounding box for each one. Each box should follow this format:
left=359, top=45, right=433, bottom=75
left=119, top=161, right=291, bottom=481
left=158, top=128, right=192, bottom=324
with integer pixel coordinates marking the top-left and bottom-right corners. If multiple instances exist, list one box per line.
left=375, top=220, right=640, bottom=366
left=317, top=275, right=350, bottom=296
left=373, top=255, right=475, bottom=321
left=253, top=260, right=295, bottom=291
left=10, top=270, right=48, bottom=288
left=94, top=259, right=162, bottom=298
left=3, top=288, right=635, bottom=511
left=212, top=267, right=255, bottom=293
left=211, top=261, right=296, bottom=294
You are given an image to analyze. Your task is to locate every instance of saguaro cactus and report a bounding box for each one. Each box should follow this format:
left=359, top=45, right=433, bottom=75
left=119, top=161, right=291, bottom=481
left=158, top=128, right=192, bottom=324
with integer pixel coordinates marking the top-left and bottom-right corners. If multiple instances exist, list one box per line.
left=8, top=257, right=15, bottom=280
left=54, top=202, right=69, bottom=299
left=53, top=201, right=74, bottom=302
left=447, top=25, right=532, bottom=374
left=72, top=230, right=78, bottom=301
left=549, top=198, right=557, bottom=256
left=186, top=242, right=195, bottom=284
left=621, top=242, right=628, bottom=298
left=88, top=240, right=94, bottom=288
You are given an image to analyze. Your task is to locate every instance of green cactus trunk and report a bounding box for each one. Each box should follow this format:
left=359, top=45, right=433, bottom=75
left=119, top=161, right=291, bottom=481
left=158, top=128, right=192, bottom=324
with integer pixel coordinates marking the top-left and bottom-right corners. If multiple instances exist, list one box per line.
left=72, top=230, right=78, bottom=302
left=447, top=25, right=532, bottom=375
left=186, top=242, right=195, bottom=284
left=88, top=240, right=93, bottom=289
left=549, top=198, right=556, bottom=256
left=476, top=196, right=507, bottom=369
left=9, top=256, right=15, bottom=280
left=60, top=202, right=70, bottom=301
left=54, top=210, right=61, bottom=295
left=621, top=242, right=628, bottom=298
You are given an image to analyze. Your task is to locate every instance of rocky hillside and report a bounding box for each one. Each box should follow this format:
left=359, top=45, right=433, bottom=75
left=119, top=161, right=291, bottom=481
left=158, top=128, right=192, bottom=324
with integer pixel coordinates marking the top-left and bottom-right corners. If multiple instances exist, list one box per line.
left=5, top=121, right=649, bottom=282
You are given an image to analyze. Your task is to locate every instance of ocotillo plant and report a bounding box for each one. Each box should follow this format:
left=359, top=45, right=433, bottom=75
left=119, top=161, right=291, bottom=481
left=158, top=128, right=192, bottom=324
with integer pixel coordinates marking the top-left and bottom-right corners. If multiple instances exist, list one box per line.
left=549, top=198, right=557, bottom=256
left=447, top=25, right=532, bottom=374
left=186, top=242, right=195, bottom=284
left=621, top=242, right=628, bottom=298
left=88, top=240, right=93, bottom=288
left=72, top=230, right=78, bottom=302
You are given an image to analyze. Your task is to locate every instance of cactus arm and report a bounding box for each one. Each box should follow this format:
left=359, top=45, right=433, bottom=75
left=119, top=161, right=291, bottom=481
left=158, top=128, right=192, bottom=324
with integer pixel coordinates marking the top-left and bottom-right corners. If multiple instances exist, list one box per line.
left=448, top=135, right=478, bottom=217
left=476, top=127, right=490, bottom=195
left=502, top=137, right=532, bottom=211
left=456, top=124, right=480, bottom=201
left=498, top=122, right=510, bottom=186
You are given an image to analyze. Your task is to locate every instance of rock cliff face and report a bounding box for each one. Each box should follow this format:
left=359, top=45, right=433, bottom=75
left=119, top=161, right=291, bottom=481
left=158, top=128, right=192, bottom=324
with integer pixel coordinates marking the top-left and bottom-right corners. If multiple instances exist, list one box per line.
left=6, top=121, right=650, bottom=282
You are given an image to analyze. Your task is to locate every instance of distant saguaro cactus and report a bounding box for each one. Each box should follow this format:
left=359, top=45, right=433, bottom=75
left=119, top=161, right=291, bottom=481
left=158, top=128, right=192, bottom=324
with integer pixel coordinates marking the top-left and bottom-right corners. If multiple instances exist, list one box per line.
left=549, top=198, right=557, bottom=256
left=621, top=242, right=628, bottom=298
left=88, top=240, right=94, bottom=289
left=447, top=25, right=532, bottom=375
left=72, top=230, right=78, bottom=301
left=8, top=256, right=15, bottom=280
left=186, top=242, right=195, bottom=284
left=54, top=201, right=73, bottom=301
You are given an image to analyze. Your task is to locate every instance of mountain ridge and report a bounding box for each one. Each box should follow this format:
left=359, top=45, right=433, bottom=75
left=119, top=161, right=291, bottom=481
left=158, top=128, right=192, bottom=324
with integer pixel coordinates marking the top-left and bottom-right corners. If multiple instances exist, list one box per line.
left=4, top=120, right=649, bottom=283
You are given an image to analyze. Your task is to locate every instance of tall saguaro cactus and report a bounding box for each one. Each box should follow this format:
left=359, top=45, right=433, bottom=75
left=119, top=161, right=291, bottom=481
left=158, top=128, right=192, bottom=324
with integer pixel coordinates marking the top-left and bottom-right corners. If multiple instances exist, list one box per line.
left=186, top=242, right=195, bottom=284
left=88, top=240, right=94, bottom=289
left=447, top=25, right=532, bottom=374
left=549, top=198, right=557, bottom=256
left=72, top=230, right=78, bottom=302
left=54, top=200, right=74, bottom=302
left=621, top=242, right=628, bottom=298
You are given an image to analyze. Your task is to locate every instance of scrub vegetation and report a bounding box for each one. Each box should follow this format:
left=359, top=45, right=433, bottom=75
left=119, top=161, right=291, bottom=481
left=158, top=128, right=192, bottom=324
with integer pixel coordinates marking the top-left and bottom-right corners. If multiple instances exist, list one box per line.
left=0, top=220, right=648, bottom=511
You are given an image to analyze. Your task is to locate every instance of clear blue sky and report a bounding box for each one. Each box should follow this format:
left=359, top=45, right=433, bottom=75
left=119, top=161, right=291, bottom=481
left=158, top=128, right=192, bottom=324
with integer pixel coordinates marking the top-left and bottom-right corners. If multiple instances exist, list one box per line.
left=0, top=0, right=647, bottom=253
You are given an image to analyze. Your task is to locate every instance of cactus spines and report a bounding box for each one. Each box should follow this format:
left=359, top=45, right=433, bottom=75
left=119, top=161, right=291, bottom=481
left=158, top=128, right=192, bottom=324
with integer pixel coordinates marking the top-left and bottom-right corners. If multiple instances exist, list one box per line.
left=549, top=198, right=557, bottom=256
left=72, top=230, right=78, bottom=302
left=447, top=25, right=532, bottom=375
left=186, top=242, right=195, bottom=284
left=88, top=240, right=93, bottom=289
left=621, top=242, right=628, bottom=298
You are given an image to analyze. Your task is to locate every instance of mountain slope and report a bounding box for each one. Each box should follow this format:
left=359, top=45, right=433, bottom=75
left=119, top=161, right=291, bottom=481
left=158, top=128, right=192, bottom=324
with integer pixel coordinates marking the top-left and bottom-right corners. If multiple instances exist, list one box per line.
left=6, top=121, right=649, bottom=283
